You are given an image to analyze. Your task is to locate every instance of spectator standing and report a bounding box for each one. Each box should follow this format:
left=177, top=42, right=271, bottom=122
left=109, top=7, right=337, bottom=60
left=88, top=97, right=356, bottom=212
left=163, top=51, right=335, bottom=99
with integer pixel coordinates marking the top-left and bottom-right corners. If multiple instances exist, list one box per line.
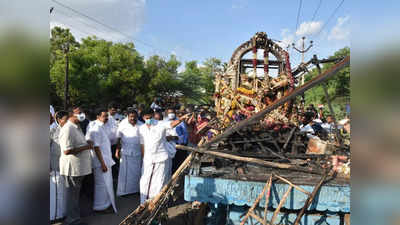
left=85, top=108, right=117, bottom=213
left=139, top=108, right=189, bottom=204
left=164, top=108, right=179, bottom=179
left=172, top=110, right=189, bottom=174
left=72, top=106, right=90, bottom=135
left=59, top=110, right=93, bottom=225
left=105, top=102, right=119, bottom=177
left=115, top=109, right=143, bottom=196
left=150, top=97, right=162, bottom=112
left=50, top=110, right=69, bottom=221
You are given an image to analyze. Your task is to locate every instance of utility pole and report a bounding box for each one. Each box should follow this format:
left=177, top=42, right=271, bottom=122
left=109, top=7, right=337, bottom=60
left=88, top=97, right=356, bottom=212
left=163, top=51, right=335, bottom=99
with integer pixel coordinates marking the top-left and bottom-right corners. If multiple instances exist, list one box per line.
left=292, top=36, right=313, bottom=85
left=64, top=42, right=70, bottom=110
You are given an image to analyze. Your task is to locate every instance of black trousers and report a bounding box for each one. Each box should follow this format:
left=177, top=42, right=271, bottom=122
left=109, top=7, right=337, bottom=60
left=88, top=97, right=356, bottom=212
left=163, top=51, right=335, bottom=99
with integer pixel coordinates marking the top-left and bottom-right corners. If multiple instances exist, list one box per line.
left=111, top=144, right=119, bottom=178
left=172, top=149, right=188, bottom=174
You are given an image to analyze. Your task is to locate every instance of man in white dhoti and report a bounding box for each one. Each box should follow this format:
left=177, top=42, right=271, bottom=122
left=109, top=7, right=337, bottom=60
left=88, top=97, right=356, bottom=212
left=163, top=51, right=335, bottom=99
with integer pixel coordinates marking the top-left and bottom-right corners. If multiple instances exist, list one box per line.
left=115, top=109, right=143, bottom=196
left=59, top=111, right=93, bottom=225
left=85, top=108, right=117, bottom=213
left=139, top=108, right=189, bottom=204
left=50, top=111, right=69, bottom=221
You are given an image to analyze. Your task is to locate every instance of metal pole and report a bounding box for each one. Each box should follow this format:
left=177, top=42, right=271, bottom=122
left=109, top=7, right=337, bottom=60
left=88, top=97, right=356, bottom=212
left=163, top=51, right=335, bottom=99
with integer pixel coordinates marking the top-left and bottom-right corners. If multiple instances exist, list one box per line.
left=292, top=37, right=313, bottom=86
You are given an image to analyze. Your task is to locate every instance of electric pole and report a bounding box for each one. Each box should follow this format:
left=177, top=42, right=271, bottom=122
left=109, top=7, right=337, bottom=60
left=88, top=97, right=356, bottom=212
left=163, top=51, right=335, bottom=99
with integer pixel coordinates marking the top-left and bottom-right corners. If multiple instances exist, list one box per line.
left=292, top=36, right=313, bottom=85
left=64, top=42, right=70, bottom=110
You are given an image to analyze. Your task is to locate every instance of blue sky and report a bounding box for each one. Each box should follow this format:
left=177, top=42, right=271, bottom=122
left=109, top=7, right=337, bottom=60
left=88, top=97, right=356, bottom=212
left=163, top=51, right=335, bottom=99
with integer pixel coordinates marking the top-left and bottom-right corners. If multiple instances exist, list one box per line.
left=50, top=0, right=352, bottom=69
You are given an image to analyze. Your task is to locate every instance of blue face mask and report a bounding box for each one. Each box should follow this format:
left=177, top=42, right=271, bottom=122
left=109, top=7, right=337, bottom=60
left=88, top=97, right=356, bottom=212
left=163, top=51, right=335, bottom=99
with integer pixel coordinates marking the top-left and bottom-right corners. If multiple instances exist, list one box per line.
left=145, top=118, right=153, bottom=125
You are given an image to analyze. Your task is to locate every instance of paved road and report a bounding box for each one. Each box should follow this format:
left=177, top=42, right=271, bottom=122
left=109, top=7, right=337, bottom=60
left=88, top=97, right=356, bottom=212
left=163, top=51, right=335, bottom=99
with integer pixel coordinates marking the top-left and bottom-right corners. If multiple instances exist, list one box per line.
left=53, top=193, right=140, bottom=225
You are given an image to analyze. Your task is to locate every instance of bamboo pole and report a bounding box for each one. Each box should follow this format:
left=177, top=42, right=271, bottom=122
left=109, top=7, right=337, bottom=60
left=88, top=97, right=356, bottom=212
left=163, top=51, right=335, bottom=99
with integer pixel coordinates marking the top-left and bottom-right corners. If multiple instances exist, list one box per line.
left=270, top=186, right=293, bottom=224
left=274, top=174, right=311, bottom=196
left=263, top=176, right=273, bottom=222
left=119, top=153, right=195, bottom=225
left=240, top=175, right=272, bottom=225
left=293, top=173, right=328, bottom=225
left=248, top=212, right=268, bottom=225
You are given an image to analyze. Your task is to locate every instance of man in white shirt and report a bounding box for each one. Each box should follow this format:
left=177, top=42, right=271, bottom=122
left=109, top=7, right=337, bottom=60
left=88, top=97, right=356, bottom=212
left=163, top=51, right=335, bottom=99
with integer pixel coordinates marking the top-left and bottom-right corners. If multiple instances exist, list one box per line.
left=59, top=111, right=93, bottom=225
left=321, top=115, right=335, bottom=133
left=150, top=97, right=162, bottom=111
left=105, top=102, right=119, bottom=177
left=85, top=108, right=117, bottom=213
left=115, top=109, right=143, bottom=196
left=164, top=107, right=179, bottom=180
left=139, top=108, right=189, bottom=204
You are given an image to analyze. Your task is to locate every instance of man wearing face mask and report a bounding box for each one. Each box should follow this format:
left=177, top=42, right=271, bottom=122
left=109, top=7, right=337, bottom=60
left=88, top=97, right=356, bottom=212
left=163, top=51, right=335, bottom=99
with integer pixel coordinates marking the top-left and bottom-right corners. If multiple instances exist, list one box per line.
left=85, top=108, right=117, bottom=213
left=115, top=109, right=143, bottom=196
left=164, top=107, right=179, bottom=179
left=139, top=108, right=189, bottom=204
left=72, top=106, right=90, bottom=135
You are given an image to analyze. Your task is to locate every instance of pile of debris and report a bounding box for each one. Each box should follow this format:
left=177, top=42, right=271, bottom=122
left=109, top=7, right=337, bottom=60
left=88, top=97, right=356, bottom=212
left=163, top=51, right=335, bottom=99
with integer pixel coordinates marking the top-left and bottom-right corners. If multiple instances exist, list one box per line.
left=119, top=33, right=350, bottom=225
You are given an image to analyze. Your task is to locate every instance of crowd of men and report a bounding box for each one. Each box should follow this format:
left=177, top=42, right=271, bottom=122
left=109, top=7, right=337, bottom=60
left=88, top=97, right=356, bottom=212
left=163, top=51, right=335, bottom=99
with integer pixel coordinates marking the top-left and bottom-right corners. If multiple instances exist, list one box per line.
left=49, top=98, right=349, bottom=225
left=298, top=103, right=350, bottom=145
left=49, top=99, right=209, bottom=225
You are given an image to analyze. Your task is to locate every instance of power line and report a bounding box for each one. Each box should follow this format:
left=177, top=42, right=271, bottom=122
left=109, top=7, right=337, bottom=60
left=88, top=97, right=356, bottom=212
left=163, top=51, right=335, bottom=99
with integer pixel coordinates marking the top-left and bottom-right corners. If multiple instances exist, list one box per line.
left=295, top=0, right=303, bottom=32
left=52, top=8, right=111, bottom=39
left=314, top=0, right=345, bottom=38
left=50, top=0, right=177, bottom=59
left=311, top=0, right=323, bottom=21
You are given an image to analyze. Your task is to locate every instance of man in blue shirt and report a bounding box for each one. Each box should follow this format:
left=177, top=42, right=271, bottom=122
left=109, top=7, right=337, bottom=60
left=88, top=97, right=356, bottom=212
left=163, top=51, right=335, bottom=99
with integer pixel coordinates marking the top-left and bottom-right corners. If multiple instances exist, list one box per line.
left=172, top=110, right=189, bottom=173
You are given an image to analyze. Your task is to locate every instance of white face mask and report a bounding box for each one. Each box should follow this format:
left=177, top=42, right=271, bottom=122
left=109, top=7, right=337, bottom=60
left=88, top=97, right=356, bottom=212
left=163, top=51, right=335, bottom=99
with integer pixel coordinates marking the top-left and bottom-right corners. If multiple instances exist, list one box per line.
left=76, top=113, right=86, bottom=122
left=168, top=113, right=176, bottom=120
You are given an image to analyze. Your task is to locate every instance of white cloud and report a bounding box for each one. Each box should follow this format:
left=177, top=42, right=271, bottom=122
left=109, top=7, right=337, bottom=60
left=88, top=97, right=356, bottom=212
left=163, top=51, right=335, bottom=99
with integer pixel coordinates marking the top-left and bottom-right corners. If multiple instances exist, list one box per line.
left=328, top=16, right=350, bottom=41
left=295, top=21, right=323, bottom=36
left=277, top=28, right=294, bottom=49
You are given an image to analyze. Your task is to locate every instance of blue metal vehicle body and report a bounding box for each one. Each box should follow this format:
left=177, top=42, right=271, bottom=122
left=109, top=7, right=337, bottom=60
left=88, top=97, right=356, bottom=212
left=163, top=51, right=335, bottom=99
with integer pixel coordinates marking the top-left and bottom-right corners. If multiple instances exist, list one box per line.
left=184, top=175, right=350, bottom=225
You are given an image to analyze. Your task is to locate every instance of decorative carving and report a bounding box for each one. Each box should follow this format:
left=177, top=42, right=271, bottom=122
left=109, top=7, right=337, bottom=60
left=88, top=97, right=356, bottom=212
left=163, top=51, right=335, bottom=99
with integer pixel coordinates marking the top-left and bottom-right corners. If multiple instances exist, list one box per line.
left=213, top=32, right=297, bottom=130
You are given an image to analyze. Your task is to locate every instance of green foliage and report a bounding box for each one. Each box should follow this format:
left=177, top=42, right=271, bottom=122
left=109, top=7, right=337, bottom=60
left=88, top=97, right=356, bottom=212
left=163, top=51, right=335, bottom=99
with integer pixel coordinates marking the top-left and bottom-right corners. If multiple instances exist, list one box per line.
left=49, top=27, right=221, bottom=109
left=50, top=26, right=348, bottom=114
left=304, top=47, right=350, bottom=119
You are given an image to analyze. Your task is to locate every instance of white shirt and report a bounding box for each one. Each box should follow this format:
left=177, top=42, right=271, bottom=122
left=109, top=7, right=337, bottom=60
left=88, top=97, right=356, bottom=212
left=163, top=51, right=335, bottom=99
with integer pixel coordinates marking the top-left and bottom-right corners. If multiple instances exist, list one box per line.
left=86, top=120, right=115, bottom=168
left=116, top=121, right=142, bottom=157
left=165, top=119, right=178, bottom=158
left=119, top=117, right=144, bottom=127
left=150, top=102, right=161, bottom=111
left=300, top=124, right=318, bottom=139
left=321, top=122, right=334, bottom=133
left=59, top=120, right=92, bottom=176
left=139, top=120, right=172, bottom=163
left=105, top=113, right=118, bottom=145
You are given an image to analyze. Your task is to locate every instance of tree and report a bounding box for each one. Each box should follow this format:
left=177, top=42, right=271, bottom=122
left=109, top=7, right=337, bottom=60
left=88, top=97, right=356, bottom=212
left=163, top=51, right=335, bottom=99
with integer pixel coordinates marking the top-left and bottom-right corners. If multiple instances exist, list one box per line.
left=304, top=47, right=350, bottom=119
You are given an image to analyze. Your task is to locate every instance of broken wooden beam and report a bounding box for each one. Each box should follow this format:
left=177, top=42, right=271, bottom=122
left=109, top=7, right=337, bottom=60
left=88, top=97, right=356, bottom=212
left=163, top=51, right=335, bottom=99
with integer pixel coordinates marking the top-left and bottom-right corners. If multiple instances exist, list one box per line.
left=293, top=172, right=328, bottom=225
left=176, top=145, right=322, bottom=175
